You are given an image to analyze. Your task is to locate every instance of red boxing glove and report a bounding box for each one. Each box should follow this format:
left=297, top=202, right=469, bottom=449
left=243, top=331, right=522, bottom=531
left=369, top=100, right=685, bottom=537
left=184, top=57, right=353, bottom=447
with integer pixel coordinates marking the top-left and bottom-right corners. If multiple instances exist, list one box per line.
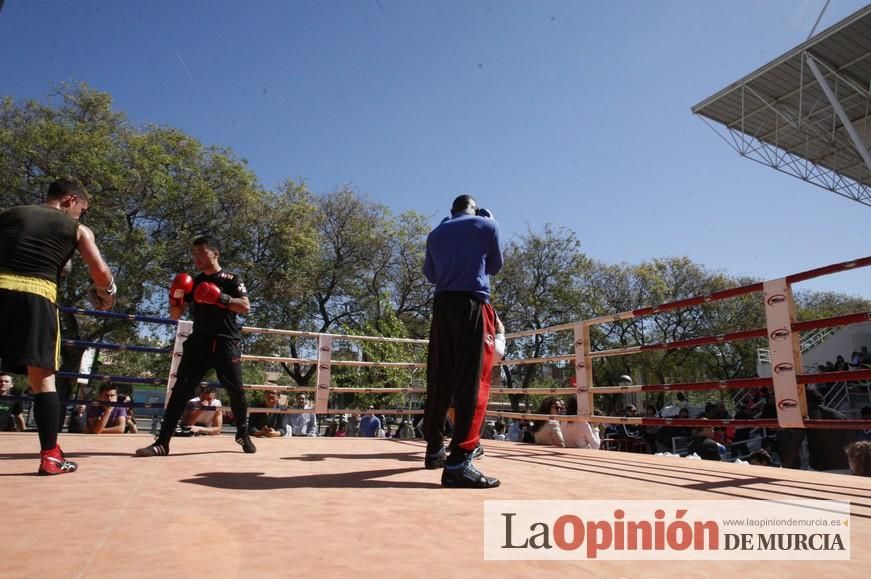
left=193, top=281, right=231, bottom=308
left=169, top=273, right=194, bottom=307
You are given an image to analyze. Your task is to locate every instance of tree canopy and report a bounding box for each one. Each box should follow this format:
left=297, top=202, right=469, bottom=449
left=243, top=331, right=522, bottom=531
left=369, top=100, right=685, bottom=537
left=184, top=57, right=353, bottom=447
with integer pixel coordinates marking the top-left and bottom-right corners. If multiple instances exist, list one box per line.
left=2, top=84, right=867, bottom=412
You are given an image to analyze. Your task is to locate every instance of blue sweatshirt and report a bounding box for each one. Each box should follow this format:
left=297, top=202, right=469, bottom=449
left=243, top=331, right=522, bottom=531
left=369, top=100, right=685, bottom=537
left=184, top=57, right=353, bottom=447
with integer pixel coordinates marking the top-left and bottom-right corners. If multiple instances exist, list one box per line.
left=423, top=213, right=503, bottom=302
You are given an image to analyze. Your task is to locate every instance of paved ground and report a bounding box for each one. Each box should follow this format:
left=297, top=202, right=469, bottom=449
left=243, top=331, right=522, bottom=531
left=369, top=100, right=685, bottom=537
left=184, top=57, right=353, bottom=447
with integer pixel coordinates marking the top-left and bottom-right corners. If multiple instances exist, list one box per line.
left=1, top=433, right=868, bottom=578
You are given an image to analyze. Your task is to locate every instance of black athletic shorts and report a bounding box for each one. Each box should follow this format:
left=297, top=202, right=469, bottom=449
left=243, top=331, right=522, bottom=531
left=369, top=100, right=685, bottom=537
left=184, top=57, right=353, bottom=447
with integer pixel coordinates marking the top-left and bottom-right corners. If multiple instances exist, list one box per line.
left=0, top=288, right=60, bottom=374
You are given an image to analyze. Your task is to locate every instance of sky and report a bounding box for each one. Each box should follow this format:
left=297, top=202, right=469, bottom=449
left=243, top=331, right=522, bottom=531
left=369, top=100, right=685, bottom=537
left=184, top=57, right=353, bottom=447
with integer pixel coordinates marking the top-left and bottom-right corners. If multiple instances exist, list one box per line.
left=1, top=0, right=869, bottom=299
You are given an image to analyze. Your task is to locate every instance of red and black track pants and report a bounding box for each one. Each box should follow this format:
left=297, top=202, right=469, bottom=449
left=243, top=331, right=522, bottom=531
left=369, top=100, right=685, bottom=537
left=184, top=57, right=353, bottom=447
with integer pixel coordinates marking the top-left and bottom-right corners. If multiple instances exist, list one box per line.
left=424, top=291, right=496, bottom=462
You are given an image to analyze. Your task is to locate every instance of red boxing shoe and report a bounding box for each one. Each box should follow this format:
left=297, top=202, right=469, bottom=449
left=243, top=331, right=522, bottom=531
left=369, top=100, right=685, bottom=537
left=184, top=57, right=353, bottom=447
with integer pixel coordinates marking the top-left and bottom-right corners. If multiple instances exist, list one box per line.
left=38, top=445, right=78, bottom=476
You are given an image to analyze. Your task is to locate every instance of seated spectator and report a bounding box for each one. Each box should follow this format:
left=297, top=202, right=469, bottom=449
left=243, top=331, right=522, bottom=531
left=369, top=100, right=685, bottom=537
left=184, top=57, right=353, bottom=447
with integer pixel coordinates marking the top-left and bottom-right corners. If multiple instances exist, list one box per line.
left=643, top=405, right=660, bottom=452
left=860, top=407, right=871, bottom=442
left=562, top=397, right=600, bottom=449
left=659, top=392, right=689, bottom=418
left=347, top=412, right=362, bottom=437
left=834, top=355, right=849, bottom=372
left=613, top=405, right=644, bottom=440
left=655, top=406, right=692, bottom=452
left=359, top=406, right=381, bottom=437
left=731, top=403, right=754, bottom=458
left=84, top=383, right=127, bottom=434
left=289, top=393, right=318, bottom=436
left=249, top=390, right=289, bottom=438
left=119, top=394, right=138, bottom=434
left=506, top=419, right=531, bottom=442
left=335, top=417, right=348, bottom=437
left=846, top=441, right=871, bottom=476
left=395, top=418, right=416, bottom=439
left=67, top=404, right=87, bottom=434
left=686, top=421, right=723, bottom=461
left=493, top=421, right=507, bottom=441
left=805, top=386, right=856, bottom=472
left=530, top=397, right=566, bottom=447
left=850, top=351, right=864, bottom=370
left=748, top=449, right=774, bottom=467
left=179, top=385, right=223, bottom=436
left=0, top=373, right=24, bottom=432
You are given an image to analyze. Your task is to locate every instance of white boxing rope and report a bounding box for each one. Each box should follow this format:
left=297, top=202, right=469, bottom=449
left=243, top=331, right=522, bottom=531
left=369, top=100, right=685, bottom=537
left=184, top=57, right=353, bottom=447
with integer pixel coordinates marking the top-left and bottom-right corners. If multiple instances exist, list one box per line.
left=489, top=387, right=575, bottom=395
left=242, top=324, right=428, bottom=345
left=498, top=354, right=575, bottom=366
left=327, top=408, right=423, bottom=416
left=242, top=354, right=315, bottom=365
left=244, top=384, right=318, bottom=393
left=329, top=387, right=426, bottom=394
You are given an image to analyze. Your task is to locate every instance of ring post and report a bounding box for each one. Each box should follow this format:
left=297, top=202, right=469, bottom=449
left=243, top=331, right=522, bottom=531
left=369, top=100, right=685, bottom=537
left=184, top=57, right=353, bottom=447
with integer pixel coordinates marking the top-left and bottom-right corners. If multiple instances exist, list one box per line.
left=762, top=278, right=806, bottom=427
left=315, top=335, right=332, bottom=415
left=165, top=320, right=192, bottom=409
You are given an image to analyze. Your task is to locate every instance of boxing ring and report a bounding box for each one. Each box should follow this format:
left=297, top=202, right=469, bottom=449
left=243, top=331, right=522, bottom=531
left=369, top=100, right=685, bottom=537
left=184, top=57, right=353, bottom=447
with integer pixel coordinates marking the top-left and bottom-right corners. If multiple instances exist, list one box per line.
left=1, top=257, right=871, bottom=577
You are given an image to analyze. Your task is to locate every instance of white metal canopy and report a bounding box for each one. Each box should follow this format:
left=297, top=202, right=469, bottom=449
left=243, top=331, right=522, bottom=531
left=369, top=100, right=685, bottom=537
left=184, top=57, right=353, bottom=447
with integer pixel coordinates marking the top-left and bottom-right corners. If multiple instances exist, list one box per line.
left=692, top=4, right=871, bottom=206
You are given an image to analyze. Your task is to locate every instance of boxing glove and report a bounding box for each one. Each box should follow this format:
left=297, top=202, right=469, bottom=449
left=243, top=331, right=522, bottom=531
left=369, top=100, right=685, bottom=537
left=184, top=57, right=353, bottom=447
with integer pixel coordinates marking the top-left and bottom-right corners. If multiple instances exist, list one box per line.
left=88, top=278, right=117, bottom=311
left=476, top=207, right=494, bottom=219
left=193, top=281, right=231, bottom=307
left=169, top=273, right=194, bottom=307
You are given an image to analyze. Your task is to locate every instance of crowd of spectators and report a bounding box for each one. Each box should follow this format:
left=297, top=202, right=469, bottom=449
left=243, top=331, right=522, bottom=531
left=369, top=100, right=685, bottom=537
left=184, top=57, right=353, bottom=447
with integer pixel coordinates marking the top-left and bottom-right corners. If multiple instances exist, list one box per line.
left=5, top=372, right=868, bottom=476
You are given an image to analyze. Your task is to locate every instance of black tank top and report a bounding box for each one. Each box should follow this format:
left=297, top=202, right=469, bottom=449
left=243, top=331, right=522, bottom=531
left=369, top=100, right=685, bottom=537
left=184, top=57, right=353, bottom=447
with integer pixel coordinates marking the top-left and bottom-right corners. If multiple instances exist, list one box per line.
left=0, top=205, right=78, bottom=281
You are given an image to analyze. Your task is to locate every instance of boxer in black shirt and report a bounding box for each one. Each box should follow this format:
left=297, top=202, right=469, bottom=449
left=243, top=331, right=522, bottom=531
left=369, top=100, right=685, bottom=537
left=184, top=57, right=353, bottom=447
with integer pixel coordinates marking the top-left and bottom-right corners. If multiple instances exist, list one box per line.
left=136, top=234, right=256, bottom=456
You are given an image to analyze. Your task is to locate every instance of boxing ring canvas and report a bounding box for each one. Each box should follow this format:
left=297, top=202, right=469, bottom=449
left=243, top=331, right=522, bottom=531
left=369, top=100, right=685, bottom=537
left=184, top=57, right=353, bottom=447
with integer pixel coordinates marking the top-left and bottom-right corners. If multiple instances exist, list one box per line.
left=1, top=434, right=868, bottom=577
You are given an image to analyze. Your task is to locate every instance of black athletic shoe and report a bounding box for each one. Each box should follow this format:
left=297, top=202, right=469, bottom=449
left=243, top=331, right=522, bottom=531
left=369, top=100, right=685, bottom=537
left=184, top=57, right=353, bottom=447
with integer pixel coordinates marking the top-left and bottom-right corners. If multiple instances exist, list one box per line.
left=424, top=446, right=446, bottom=470
left=470, top=444, right=484, bottom=461
left=441, top=461, right=500, bottom=489
left=135, top=442, right=170, bottom=457
left=236, top=433, right=257, bottom=454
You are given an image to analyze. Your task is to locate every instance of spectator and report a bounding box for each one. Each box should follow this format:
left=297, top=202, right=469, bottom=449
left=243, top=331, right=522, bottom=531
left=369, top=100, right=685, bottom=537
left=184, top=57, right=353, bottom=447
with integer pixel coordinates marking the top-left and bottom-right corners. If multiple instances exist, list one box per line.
left=805, top=387, right=856, bottom=472
left=686, top=421, right=723, bottom=461
left=850, top=351, right=864, bottom=370
left=395, top=419, right=416, bottom=439
left=530, top=397, right=566, bottom=447
left=643, top=405, right=660, bottom=452
left=493, top=421, right=507, bottom=441
left=67, top=404, right=86, bottom=434
left=360, top=405, right=381, bottom=437
left=846, top=441, right=871, bottom=476
left=563, top=397, right=600, bottom=450
left=659, top=392, right=689, bottom=418
left=731, top=403, right=754, bottom=458
left=614, top=404, right=644, bottom=440
left=347, top=412, right=362, bottom=437
left=834, top=355, right=849, bottom=372
left=179, top=385, right=223, bottom=436
left=0, top=373, right=24, bottom=432
left=288, top=393, right=317, bottom=436
left=748, top=449, right=774, bottom=467
left=119, top=394, right=138, bottom=434
left=84, top=384, right=127, bottom=434
left=335, top=417, right=348, bottom=437
left=655, top=406, right=692, bottom=452
left=249, top=390, right=289, bottom=438
left=481, top=420, right=496, bottom=440
left=506, top=419, right=529, bottom=442
left=860, top=407, right=871, bottom=442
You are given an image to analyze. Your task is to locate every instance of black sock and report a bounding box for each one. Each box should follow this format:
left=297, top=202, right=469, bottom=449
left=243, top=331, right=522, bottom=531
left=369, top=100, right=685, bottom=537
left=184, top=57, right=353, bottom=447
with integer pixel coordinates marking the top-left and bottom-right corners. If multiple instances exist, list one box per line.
left=33, top=392, right=60, bottom=451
